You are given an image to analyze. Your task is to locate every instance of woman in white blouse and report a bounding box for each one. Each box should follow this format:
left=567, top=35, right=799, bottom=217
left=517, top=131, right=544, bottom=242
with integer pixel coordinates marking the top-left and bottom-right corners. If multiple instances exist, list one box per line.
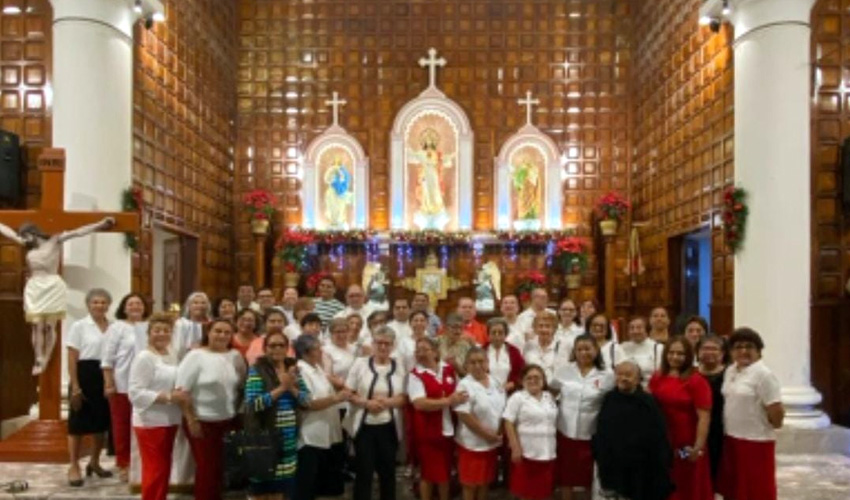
left=550, top=334, right=614, bottom=500
left=345, top=326, right=408, bottom=500
left=454, top=347, right=506, bottom=500
left=522, top=311, right=563, bottom=381
left=620, top=316, right=663, bottom=384
left=323, top=317, right=356, bottom=389
left=66, top=288, right=113, bottom=487
left=503, top=364, right=558, bottom=500
left=172, top=291, right=211, bottom=361
left=718, top=328, right=784, bottom=500
left=555, top=299, right=584, bottom=345
left=585, top=313, right=625, bottom=371
left=484, top=317, right=524, bottom=393
left=294, top=334, right=351, bottom=500
left=128, top=313, right=183, bottom=500
left=175, top=318, right=246, bottom=500
left=102, top=292, right=150, bottom=481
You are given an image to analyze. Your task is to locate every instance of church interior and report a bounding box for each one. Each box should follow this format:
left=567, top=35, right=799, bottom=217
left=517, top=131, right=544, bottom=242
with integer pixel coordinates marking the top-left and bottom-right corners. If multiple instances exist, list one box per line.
left=1, top=0, right=850, bottom=497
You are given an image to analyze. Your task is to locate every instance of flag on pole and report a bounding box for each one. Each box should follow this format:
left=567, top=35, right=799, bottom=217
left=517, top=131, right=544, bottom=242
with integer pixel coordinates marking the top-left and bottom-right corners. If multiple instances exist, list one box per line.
left=624, top=227, right=645, bottom=287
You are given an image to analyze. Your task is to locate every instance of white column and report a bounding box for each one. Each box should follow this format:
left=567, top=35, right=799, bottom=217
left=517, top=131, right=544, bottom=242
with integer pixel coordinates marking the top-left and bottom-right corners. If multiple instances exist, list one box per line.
left=50, top=0, right=135, bottom=386
left=731, top=0, right=829, bottom=428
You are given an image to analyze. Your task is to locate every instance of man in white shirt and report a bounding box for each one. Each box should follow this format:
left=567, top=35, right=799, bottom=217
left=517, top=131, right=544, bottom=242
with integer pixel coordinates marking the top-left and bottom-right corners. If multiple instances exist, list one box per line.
left=411, top=292, right=442, bottom=336
left=386, top=297, right=413, bottom=341
left=236, top=284, right=261, bottom=312
left=257, top=288, right=285, bottom=317
left=516, top=288, right=555, bottom=343
left=281, top=287, right=298, bottom=325
left=501, top=294, right=529, bottom=349
left=334, top=285, right=375, bottom=322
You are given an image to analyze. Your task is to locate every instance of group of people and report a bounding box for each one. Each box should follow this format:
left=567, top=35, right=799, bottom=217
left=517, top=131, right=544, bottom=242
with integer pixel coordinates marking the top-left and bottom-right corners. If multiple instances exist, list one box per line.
left=64, top=277, right=785, bottom=500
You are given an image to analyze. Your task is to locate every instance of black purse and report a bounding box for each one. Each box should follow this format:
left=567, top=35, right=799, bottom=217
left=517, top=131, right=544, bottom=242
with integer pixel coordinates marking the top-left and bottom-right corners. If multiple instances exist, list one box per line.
left=223, top=428, right=279, bottom=489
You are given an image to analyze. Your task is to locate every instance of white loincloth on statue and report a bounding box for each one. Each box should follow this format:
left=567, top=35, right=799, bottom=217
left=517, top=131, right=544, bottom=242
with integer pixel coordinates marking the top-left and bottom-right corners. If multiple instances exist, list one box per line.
left=129, top=424, right=195, bottom=491
left=23, top=274, right=67, bottom=323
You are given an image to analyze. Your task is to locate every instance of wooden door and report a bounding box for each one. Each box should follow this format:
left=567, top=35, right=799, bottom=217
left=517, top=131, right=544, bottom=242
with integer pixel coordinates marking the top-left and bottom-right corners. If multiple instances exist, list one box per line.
left=163, top=238, right=181, bottom=312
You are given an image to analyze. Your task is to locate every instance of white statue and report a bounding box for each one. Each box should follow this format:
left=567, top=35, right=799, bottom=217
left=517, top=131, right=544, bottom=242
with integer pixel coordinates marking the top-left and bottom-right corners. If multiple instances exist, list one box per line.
left=475, top=261, right=501, bottom=312
left=362, top=262, right=389, bottom=311
left=0, top=217, right=115, bottom=375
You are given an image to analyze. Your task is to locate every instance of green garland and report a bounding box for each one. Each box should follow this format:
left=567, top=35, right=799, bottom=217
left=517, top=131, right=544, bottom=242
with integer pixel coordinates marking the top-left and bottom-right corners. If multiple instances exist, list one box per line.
left=121, top=187, right=143, bottom=252
left=722, top=186, right=748, bottom=253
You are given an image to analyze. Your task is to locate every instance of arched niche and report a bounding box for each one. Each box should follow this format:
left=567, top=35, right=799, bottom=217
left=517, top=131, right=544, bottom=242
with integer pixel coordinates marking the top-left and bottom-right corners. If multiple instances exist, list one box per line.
left=302, top=124, right=369, bottom=230
left=494, top=124, right=563, bottom=230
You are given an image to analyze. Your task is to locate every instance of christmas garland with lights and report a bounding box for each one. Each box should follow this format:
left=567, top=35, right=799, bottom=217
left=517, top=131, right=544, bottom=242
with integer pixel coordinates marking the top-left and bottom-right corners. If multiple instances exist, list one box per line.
left=722, top=186, right=748, bottom=253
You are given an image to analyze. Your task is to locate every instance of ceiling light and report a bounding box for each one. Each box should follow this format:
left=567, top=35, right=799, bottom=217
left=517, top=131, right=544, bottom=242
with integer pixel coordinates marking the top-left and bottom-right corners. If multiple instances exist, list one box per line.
left=152, top=11, right=165, bottom=22
left=2, top=6, right=22, bottom=14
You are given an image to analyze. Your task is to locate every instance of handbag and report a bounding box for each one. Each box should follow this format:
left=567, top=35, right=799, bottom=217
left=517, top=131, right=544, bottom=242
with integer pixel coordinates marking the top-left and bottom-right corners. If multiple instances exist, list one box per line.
left=223, top=428, right=279, bottom=489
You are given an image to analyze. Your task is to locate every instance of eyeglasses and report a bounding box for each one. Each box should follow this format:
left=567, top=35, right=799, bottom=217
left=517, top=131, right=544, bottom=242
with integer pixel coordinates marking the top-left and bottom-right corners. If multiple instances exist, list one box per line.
left=267, top=343, right=287, bottom=349
left=733, top=344, right=758, bottom=351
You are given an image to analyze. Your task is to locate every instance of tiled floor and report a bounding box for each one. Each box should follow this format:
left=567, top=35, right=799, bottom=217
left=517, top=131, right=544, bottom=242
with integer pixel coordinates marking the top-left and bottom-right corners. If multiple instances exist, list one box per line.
left=0, top=454, right=848, bottom=499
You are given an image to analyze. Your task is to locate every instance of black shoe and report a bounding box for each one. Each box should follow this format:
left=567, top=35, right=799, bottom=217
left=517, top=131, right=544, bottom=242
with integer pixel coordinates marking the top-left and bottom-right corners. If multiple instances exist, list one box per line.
left=86, top=464, right=114, bottom=478
left=68, top=468, right=83, bottom=487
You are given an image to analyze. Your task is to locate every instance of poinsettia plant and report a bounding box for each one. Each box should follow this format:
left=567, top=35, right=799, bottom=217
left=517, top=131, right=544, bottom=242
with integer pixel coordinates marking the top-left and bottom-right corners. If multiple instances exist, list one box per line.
left=553, top=236, right=589, bottom=274
left=120, top=186, right=143, bottom=251
left=275, top=228, right=315, bottom=272
left=595, top=191, right=630, bottom=222
left=515, top=270, right=547, bottom=304
left=243, top=189, right=278, bottom=221
left=722, top=186, right=748, bottom=253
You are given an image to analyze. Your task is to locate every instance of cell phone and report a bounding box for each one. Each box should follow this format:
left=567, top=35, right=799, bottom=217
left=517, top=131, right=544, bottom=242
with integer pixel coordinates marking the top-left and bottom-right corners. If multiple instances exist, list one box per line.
left=676, top=447, right=691, bottom=459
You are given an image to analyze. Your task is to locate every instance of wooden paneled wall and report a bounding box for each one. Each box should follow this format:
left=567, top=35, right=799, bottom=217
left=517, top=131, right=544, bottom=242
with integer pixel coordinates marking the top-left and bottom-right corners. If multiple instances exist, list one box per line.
left=810, top=0, right=850, bottom=425
left=236, top=0, right=635, bottom=311
left=131, top=0, right=239, bottom=301
left=630, top=0, right=734, bottom=333
left=0, top=0, right=51, bottom=419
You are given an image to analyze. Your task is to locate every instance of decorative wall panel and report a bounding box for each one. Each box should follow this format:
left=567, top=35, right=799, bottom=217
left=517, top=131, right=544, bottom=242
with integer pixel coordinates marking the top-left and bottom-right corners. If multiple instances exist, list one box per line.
left=131, top=0, right=239, bottom=301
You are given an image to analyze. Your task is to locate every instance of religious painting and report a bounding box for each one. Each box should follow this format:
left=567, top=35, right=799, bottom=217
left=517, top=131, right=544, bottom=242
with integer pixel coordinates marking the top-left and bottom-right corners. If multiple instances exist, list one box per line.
left=316, top=145, right=355, bottom=230
left=405, top=111, right=459, bottom=230
left=508, top=144, right=546, bottom=231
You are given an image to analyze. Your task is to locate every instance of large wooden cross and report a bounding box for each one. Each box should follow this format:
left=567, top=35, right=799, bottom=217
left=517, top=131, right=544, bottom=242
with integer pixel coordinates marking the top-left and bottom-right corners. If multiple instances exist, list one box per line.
left=0, top=148, right=139, bottom=421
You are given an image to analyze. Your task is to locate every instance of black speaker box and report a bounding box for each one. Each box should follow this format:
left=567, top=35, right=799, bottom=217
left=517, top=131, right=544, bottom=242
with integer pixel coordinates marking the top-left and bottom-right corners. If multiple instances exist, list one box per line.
left=0, top=130, right=22, bottom=207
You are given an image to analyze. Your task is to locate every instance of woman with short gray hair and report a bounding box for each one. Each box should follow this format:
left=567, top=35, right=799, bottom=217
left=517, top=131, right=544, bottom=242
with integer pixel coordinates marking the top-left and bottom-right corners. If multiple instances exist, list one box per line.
left=66, top=288, right=113, bottom=486
left=294, top=332, right=351, bottom=500
left=345, top=326, right=408, bottom=500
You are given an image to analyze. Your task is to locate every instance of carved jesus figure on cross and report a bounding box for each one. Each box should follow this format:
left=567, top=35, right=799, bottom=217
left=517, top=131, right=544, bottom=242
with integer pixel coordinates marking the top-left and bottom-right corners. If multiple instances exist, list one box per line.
left=0, top=217, right=114, bottom=374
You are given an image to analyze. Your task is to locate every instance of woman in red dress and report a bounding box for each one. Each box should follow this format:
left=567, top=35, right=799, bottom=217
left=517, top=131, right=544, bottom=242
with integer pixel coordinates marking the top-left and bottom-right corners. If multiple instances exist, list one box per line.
left=648, top=336, right=713, bottom=500
left=408, top=336, right=468, bottom=500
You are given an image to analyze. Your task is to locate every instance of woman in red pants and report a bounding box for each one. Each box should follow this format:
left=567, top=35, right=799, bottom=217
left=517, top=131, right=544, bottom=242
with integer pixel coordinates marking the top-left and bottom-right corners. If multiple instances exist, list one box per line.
left=128, top=313, right=183, bottom=500
left=102, top=293, right=150, bottom=481
left=175, top=319, right=246, bottom=500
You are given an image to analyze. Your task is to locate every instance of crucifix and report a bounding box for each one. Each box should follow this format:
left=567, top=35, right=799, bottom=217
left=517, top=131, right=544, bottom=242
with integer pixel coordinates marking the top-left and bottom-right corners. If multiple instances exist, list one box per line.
left=419, top=47, right=447, bottom=89
left=325, top=91, right=347, bottom=126
left=0, top=148, right=139, bottom=420
left=518, top=91, right=540, bottom=126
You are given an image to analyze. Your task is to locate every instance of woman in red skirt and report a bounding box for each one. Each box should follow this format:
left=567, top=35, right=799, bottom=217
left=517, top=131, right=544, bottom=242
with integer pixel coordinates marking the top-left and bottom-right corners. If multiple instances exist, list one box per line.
left=408, top=336, right=467, bottom=500
left=550, top=334, right=614, bottom=500
left=454, top=347, right=506, bottom=500
left=718, top=328, right=784, bottom=500
left=649, top=336, right=713, bottom=500
left=503, top=364, right=558, bottom=500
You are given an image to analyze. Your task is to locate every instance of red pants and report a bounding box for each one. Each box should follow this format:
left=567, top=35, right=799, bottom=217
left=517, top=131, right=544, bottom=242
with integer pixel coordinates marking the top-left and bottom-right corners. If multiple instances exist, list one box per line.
left=108, top=393, right=132, bottom=468
left=185, top=419, right=235, bottom=500
left=134, top=426, right=177, bottom=500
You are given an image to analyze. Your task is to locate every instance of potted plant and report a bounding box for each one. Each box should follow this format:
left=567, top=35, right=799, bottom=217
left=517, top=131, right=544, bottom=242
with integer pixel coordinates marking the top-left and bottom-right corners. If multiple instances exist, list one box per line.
left=595, top=191, right=630, bottom=236
left=554, top=236, right=588, bottom=289
left=515, top=270, right=547, bottom=307
left=243, top=189, right=278, bottom=235
left=275, top=228, right=314, bottom=286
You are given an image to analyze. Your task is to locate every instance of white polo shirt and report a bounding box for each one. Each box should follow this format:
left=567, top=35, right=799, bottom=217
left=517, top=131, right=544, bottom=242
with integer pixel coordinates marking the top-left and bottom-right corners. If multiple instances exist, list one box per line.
left=550, top=363, right=615, bottom=440
left=620, top=339, right=663, bottom=383
left=454, top=374, right=507, bottom=451
left=516, top=307, right=557, bottom=336
left=523, top=339, right=566, bottom=382
left=66, top=315, right=108, bottom=360
left=322, top=341, right=356, bottom=381
left=722, top=360, right=782, bottom=441
left=502, top=389, right=558, bottom=461
left=555, top=323, right=584, bottom=345
left=505, top=317, right=529, bottom=351
left=101, top=320, right=149, bottom=393
left=600, top=340, right=626, bottom=371
left=386, top=320, right=413, bottom=341
left=171, top=318, right=204, bottom=361
left=297, top=359, right=343, bottom=449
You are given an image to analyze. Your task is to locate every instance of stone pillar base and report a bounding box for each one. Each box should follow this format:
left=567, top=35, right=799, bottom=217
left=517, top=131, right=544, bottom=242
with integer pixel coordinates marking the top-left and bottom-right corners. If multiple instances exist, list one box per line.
left=782, top=386, right=831, bottom=430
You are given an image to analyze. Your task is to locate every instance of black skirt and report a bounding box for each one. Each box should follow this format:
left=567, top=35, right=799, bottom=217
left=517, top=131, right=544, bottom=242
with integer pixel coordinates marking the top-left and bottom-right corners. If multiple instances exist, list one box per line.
left=67, top=359, right=111, bottom=435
